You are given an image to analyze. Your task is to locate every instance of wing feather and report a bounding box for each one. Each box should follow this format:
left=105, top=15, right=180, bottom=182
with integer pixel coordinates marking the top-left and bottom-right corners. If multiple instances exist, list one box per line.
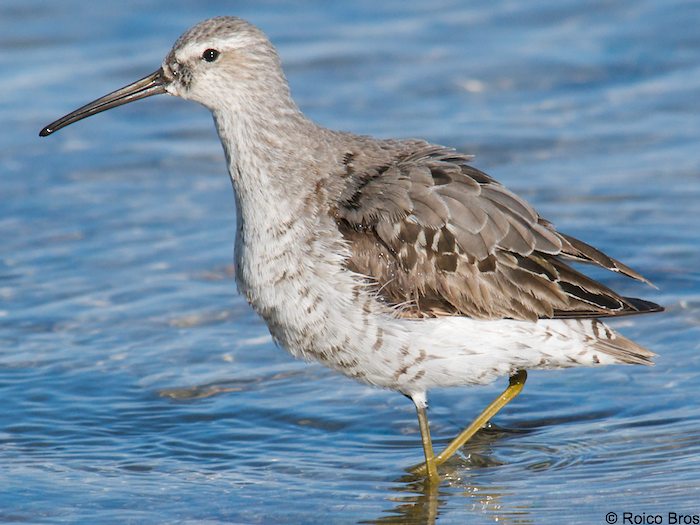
left=334, top=143, right=661, bottom=320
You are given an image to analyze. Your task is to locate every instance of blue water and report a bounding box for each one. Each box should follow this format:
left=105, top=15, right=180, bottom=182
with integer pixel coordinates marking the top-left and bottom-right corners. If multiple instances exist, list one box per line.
left=2, top=1, right=699, bottom=523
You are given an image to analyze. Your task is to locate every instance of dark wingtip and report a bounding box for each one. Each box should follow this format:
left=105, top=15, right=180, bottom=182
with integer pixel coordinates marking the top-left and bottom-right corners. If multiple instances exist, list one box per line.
left=624, top=297, right=665, bottom=314
left=559, top=233, right=656, bottom=287
left=39, top=126, right=53, bottom=137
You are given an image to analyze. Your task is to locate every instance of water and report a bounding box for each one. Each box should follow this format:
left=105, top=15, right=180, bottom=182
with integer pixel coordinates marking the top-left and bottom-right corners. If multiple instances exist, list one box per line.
left=1, top=1, right=699, bottom=523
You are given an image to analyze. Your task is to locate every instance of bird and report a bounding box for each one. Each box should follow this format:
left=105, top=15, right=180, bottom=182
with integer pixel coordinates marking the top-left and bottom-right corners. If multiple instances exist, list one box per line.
left=40, top=16, right=663, bottom=481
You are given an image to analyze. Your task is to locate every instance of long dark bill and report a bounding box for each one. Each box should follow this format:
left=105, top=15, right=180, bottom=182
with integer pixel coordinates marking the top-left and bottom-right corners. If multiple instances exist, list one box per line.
left=39, top=69, right=167, bottom=137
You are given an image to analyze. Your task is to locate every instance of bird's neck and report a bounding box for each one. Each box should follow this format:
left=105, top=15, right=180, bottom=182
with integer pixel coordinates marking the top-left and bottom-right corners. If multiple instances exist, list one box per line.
left=211, top=95, right=356, bottom=331
left=212, top=96, right=328, bottom=213
left=210, top=90, right=347, bottom=283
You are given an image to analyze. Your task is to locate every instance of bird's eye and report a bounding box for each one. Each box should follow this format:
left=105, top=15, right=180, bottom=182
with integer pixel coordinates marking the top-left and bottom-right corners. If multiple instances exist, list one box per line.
left=202, top=49, right=220, bottom=62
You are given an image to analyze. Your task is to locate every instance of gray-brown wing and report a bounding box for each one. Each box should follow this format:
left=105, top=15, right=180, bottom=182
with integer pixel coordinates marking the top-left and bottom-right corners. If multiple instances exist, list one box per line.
left=334, top=145, right=661, bottom=321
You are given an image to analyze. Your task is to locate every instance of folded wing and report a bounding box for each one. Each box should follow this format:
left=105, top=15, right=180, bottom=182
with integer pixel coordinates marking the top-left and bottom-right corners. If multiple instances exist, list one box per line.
left=334, top=144, right=662, bottom=321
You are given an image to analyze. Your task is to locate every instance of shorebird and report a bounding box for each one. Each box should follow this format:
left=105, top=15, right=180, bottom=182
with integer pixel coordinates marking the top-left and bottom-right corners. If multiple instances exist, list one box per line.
left=40, top=16, right=662, bottom=480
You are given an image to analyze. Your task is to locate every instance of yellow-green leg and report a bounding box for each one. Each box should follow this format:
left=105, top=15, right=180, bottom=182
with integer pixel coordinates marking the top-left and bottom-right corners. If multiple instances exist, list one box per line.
left=415, top=403, right=439, bottom=481
left=412, top=369, right=527, bottom=478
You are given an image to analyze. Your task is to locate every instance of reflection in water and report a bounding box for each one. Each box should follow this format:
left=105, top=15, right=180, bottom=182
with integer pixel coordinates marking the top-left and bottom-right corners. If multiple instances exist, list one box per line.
left=369, top=425, right=535, bottom=525
left=370, top=474, right=533, bottom=525
left=367, top=479, right=442, bottom=525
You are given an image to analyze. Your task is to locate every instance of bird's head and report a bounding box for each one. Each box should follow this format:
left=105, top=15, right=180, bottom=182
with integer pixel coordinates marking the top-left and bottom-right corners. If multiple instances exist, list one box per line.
left=40, top=16, right=284, bottom=136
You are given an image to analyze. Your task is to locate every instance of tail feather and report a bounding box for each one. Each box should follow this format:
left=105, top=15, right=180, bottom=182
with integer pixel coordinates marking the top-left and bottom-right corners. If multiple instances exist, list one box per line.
left=588, top=319, right=656, bottom=366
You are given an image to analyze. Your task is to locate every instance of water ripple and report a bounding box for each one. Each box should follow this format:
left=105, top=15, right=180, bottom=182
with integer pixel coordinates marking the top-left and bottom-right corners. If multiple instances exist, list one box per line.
left=2, top=0, right=699, bottom=523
